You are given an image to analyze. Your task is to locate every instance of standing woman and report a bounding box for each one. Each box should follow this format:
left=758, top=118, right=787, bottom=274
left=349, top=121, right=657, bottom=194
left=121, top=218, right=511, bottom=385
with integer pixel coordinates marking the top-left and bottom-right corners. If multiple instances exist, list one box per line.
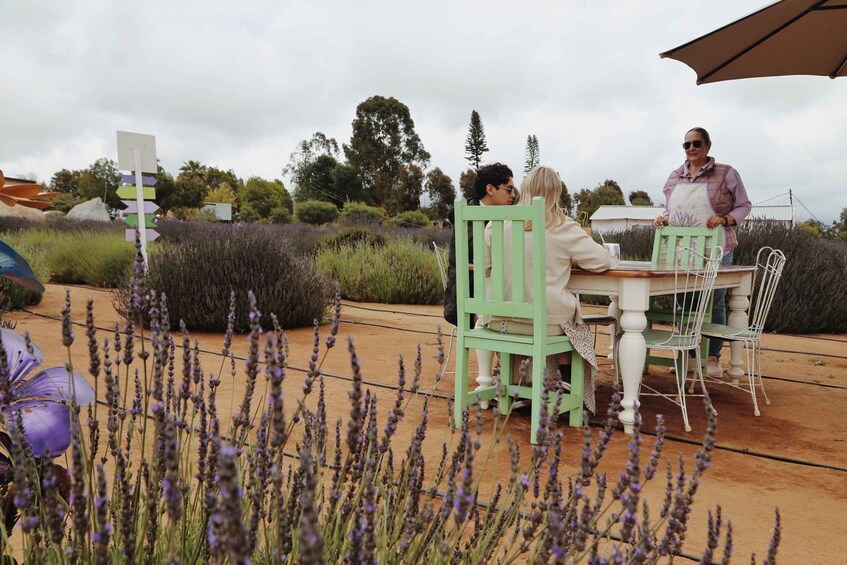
left=653, top=127, right=752, bottom=378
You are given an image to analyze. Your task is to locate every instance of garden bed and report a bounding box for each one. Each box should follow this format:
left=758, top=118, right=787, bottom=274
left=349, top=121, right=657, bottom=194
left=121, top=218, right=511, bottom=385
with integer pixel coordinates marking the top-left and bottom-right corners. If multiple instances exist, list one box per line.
left=6, top=283, right=845, bottom=562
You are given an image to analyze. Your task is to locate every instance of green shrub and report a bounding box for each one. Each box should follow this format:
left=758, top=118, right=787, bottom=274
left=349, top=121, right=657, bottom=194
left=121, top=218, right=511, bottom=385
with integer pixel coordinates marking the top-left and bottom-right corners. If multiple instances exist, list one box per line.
left=391, top=209, right=431, bottom=228
left=45, top=232, right=135, bottom=287
left=155, top=221, right=333, bottom=257
left=296, top=200, right=339, bottom=225
left=317, top=239, right=441, bottom=304
left=339, top=201, right=386, bottom=224
left=270, top=207, right=292, bottom=224
left=2, top=228, right=134, bottom=289
left=135, top=229, right=333, bottom=331
left=317, top=226, right=386, bottom=252
left=734, top=222, right=847, bottom=333
left=238, top=205, right=261, bottom=223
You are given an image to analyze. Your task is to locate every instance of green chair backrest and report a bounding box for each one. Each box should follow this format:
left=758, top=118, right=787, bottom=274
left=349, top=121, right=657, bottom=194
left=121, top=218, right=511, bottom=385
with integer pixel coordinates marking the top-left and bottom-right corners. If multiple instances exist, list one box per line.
left=651, top=226, right=722, bottom=268
left=453, top=196, right=548, bottom=338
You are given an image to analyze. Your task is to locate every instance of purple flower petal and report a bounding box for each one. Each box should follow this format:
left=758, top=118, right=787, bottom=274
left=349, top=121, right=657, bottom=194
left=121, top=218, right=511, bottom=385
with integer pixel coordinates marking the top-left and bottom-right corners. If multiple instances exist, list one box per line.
left=17, top=367, right=95, bottom=406
left=0, top=328, right=44, bottom=383
left=10, top=400, right=73, bottom=457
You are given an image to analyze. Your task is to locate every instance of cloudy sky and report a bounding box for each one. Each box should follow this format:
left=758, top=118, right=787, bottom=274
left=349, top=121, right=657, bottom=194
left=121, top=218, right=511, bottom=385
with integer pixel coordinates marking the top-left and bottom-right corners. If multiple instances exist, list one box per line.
left=2, top=0, right=844, bottom=222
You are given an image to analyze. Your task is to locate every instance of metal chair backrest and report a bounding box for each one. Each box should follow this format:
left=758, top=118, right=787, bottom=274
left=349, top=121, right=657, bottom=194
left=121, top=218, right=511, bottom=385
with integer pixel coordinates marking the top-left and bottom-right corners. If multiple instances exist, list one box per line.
left=661, top=246, right=723, bottom=349
left=652, top=226, right=722, bottom=269
left=432, top=241, right=449, bottom=290
left=747, top=247, right=787, bottom=338
left=453, top=196, right=547, bottom=336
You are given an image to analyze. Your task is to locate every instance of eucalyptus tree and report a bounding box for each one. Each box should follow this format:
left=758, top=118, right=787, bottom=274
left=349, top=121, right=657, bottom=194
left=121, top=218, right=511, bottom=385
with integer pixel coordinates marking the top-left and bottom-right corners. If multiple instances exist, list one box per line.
left=344, top=95, right=430, bottom=207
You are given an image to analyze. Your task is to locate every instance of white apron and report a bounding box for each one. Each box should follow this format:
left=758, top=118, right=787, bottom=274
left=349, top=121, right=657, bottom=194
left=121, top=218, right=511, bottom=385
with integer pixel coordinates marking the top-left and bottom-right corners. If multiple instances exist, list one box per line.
left=667, top=182, right=725, bottom=249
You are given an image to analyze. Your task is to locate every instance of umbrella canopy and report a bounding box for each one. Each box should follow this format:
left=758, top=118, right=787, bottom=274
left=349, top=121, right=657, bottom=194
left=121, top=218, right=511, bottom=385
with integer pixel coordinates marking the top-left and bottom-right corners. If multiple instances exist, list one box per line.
left=660, top=0, right=847, bottom=84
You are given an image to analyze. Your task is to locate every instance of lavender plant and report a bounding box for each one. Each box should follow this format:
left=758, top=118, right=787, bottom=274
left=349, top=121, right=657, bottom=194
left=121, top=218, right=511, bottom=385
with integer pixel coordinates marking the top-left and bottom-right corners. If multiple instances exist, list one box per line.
left=0, top=243, right=782, bottom=563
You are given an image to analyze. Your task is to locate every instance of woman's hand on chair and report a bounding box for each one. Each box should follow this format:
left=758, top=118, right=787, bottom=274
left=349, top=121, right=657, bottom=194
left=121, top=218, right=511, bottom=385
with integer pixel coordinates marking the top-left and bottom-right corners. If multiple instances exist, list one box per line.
left=653, top=215, right=668, bottom=229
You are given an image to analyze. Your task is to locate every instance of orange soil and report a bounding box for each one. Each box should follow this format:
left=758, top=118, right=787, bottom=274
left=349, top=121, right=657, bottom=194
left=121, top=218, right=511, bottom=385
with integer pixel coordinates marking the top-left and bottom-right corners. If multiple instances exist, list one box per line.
left=9, top=284, right=847, bottom=563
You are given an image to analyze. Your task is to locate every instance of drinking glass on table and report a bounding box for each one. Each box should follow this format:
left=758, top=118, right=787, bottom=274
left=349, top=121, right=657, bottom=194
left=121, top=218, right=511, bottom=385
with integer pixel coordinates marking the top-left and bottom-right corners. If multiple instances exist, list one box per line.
left=603, top=243, right=621, bottom=268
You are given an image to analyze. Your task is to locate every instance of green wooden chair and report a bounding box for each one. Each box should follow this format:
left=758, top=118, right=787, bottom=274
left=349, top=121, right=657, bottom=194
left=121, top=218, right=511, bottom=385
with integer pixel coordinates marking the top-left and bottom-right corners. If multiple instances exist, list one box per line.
left=645, top=226, right=722, bottom=373
left=453, top=196, right=585, bottom=444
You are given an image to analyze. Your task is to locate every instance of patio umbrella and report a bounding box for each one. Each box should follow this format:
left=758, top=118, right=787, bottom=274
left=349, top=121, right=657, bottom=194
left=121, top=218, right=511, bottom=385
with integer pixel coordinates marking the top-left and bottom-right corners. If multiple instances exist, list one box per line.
left=660, top=0, right=847, bottom=84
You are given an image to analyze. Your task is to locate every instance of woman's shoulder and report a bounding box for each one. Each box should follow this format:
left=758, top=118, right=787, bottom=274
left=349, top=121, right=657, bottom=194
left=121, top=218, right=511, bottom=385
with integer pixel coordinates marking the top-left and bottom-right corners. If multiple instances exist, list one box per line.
left=668, top=163, right=686, bottom=177
left=551, top=217, right=588, bottom=238
left=711, top=160, right=737, bottom=172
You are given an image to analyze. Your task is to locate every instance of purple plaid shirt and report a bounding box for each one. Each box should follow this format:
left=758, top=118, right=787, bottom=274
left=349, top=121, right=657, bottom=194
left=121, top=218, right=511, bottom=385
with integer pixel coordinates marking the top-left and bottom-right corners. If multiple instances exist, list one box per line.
left=661, top=157, right=751, bottom=252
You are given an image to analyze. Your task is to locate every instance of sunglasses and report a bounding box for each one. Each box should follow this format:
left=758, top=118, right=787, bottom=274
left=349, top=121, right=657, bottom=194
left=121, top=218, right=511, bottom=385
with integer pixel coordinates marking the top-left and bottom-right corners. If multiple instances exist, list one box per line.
left=682, top=140, right=704, bottom=150
left=499, top=184, right=516, bottom=194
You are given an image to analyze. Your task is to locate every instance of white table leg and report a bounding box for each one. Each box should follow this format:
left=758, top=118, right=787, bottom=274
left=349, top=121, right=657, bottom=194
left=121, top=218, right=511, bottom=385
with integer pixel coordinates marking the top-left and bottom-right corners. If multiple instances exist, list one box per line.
left=727, top=273, right=752, bottom=385
left=617, top=279, right=649, bottom=434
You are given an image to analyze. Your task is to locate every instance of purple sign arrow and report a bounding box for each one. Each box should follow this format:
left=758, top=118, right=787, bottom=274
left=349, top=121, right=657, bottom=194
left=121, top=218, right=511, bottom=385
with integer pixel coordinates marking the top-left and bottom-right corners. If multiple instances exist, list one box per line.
left=122, top=200, right=159, bottom=214
left=125, top=228, right=160, bottom=243
left=120, top=173, right=157, bottom=186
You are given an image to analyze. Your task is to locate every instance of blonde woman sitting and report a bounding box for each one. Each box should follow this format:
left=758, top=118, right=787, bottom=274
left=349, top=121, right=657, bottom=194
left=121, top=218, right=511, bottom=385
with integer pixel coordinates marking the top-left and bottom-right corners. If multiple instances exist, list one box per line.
left=484, top=165, right=612, bottom=412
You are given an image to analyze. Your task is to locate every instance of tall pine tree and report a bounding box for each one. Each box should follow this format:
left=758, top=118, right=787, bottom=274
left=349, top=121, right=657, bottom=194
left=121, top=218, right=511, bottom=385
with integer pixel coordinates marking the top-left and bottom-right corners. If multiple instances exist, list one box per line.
left=464, top=110, right=489, bottom=170
left=524, top=135, right=540, bottom=173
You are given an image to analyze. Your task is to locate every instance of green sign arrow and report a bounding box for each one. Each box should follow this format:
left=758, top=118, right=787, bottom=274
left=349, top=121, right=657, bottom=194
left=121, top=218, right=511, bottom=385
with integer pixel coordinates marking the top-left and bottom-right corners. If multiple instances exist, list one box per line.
left=124, top=214, right=157, bottom=229
left=117, top=186, right=156, bottom=200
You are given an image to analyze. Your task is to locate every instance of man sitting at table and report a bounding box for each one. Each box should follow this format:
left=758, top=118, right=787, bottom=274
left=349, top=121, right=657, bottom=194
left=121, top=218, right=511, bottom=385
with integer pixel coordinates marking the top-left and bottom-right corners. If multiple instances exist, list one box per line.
left=444, top=162, right=516, bottom=400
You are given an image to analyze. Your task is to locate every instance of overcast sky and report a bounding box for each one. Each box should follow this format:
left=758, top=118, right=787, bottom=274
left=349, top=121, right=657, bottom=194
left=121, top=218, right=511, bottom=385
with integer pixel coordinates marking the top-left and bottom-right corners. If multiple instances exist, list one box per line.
left=2, top=0, right=844, bottom=222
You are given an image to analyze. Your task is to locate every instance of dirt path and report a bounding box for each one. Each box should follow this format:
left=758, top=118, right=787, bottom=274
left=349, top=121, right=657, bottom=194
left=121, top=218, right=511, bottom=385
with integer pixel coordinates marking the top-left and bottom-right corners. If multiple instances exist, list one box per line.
left=10, top=284, right=847, bottom=563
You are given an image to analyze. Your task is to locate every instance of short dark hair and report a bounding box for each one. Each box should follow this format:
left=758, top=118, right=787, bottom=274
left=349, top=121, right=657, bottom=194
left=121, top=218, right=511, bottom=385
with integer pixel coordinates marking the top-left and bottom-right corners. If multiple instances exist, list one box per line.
left=687, top=127, right=711, bottom=145
left=473, top=163, right=513, bottom=199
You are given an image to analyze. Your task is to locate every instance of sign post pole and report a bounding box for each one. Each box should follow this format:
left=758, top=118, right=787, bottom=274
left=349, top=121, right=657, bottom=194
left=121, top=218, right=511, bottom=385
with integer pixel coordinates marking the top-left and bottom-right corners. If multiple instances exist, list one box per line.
left=133, top=149, right=149, bottom=269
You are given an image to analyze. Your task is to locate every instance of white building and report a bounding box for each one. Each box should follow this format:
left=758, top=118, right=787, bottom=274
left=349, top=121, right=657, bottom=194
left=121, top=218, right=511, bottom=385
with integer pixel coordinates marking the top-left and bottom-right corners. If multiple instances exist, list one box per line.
left=589, top=205, right=795, bottom=235
left=202, top=202, right=232, bottom=222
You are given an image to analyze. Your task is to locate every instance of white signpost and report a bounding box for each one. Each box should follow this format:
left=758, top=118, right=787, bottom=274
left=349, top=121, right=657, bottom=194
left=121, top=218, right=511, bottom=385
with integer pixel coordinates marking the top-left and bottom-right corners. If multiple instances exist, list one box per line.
left=116, top=131, right=158, bottom=267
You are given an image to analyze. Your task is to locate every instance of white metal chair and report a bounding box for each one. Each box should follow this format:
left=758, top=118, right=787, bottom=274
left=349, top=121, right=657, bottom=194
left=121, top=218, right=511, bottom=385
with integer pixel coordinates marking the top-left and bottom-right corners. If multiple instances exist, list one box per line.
left=616, top=245, right=722, bottom=432
left=433, top=241, right=456, bottom=374
left=699, top=247, right=786, bottom=416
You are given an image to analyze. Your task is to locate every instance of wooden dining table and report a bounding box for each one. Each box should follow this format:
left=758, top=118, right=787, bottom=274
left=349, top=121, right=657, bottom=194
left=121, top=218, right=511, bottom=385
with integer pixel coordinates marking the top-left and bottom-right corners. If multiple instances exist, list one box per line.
left=568, top=260, right=757, bottom=434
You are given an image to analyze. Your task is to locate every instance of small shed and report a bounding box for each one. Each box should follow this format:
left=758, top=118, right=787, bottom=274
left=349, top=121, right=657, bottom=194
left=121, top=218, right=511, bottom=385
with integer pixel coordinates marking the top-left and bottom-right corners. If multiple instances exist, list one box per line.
left=589, top=205, right=795, bottom=235
left=202, top=202, right=232, bottom=222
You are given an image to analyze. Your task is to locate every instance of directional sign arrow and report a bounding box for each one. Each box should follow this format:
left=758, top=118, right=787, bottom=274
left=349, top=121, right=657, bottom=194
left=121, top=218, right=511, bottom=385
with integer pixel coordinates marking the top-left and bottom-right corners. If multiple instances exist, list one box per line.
left=120, top=173, right=157, bottom=186
left=121, top=200, right=159, bottom=215
left=124, top=214, right=157, bottom=229
left=125, top=228, right=160, bottom=243
left=116, top=186, right=155, bottom=200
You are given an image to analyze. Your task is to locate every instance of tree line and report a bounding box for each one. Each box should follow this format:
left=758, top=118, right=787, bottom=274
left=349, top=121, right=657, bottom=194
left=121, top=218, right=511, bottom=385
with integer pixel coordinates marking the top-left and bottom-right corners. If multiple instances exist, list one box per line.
left=44, top=95, right=657, bottom=223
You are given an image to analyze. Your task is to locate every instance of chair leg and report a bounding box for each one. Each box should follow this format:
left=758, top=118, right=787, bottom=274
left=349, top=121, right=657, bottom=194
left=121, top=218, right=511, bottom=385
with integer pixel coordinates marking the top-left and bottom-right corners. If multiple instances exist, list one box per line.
left=756, top=341, right=771, bottom=407
left=498, top=353, right=513, bottom=415
left=475, top=349, right=495, bottom=410
left=748, top=341, right=762, bottom=416
left=454, top=343, right=470, bottom=430
left=529, top=353, right=545, bottom=445
left=442, top=327, right=456, bottom=375
left=568, top=355, right=584, bottom=428
left=674, top=353, right=692, bottom=433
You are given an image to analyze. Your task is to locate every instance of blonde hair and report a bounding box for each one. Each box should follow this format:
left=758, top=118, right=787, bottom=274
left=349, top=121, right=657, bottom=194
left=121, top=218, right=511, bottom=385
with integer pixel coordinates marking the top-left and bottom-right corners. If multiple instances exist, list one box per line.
left=517, top=165, right=566, bottom=230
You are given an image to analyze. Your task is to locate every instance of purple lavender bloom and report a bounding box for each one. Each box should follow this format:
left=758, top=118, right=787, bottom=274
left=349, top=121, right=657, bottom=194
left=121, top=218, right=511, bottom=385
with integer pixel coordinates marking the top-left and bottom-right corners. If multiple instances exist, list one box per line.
left=0, top=328, right=95, bottom=457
